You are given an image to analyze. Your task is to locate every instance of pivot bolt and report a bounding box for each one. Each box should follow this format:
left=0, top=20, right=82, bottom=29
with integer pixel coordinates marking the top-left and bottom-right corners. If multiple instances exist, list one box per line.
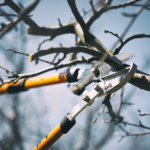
left=82, top=94, right=90, bottom=102
left=93, top=83, right=101, bottom=91
left=91, top=67, right=99, bottom=74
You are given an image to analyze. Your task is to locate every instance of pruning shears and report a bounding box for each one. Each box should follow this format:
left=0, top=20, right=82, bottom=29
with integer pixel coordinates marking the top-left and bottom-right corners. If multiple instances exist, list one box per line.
left=0, top=52, right=134, bottom=95
left=0, top=52, right=136, bottom=150
left=32, top=62, right=137, bottom=150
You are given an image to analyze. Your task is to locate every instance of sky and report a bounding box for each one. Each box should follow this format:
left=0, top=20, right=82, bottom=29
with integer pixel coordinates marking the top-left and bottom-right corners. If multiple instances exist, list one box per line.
left=0, top=0, right=150, bottom=149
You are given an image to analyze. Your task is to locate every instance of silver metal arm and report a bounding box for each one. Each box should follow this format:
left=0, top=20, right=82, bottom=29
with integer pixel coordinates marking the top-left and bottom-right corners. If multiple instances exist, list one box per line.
left=68, top=63, right=137, bottom=121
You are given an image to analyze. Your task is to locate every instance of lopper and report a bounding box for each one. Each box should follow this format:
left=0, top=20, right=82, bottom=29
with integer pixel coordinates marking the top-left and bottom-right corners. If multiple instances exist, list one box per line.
left=0, top=52, right=136, bottom=150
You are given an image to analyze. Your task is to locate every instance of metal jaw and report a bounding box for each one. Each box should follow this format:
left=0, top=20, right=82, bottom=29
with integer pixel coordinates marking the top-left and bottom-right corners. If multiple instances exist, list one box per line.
left=68, top=63, right=137, bottom=121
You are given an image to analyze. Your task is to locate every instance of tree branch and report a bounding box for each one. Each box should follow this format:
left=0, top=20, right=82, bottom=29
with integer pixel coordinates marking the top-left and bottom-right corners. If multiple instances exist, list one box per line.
left=3, top=56, right=96, bottom=79
left=111, top=0, right=150, bottom=51
left=114, top=33, right=150, bottom=55
left=137, top=109, right=150, bottom=116
left=67, top=0, right=90, bottom=38
left=115, top=131, right=150, bottom=137
left=86, top=0, right=141, bottom=28
left=0, top=0, right=40, bottom=38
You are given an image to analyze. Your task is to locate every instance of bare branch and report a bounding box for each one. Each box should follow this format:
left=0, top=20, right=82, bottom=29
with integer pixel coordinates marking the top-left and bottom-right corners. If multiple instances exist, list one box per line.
left=4, top=56, right=96, bottom=79
left=103, top=94, right=123, bottom=123
left=27, top=23, right=75, bottom=37
left=116, top=87, right=124, bottom=115
left=114, top=33, right=150, bottom=55
left=104, top=30, right=123, bottom=44
left=89, top=0, right=96, bottom=14
left=4, top=0, right=39, bottom=30
left=111, top=0, right=150, bottom=51
left=137, top=109, right=150, bottom=116
left=121, top=101, right=134, bottom=105
left=67, top=0, right=90, bottom=38
left=0, top=0, right=40, bottom=38
left=50, top=53, right=66, bottom=66
left=0, top=13, right=33, bottom=17
left=91, top=104, right=105, bottom=124
left=57, top=18, right=62, bottom=27
left=6, top=48, right=53, bottom=65
left=0, top=65, right=18, bottom=77
left=115, top=131, right=150, bottom=137
left=86, top=0, right=141, bottom=28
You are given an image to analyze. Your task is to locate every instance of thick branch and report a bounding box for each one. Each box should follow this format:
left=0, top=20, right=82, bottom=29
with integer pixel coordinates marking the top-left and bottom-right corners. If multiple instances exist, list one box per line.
left=27, top=23, right=75, bottom=37
left=67, top=0, right=90, bottom=38
left=29, top=46, right=124, bottom=70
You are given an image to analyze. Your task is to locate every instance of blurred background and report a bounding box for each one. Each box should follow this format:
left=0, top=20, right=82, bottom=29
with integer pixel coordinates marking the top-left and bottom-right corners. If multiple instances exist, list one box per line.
left=0, top=0, right=150, bottom=149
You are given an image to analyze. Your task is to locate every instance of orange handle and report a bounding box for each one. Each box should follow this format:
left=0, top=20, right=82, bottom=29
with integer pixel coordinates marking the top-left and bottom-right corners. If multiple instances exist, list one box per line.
left=33, top=124, right=63, bottom=150
left=33, top=115, right=76, bottom=150
left=0, top=72, right=67, bottom=94
left=24, top=72, right=67, bottom=90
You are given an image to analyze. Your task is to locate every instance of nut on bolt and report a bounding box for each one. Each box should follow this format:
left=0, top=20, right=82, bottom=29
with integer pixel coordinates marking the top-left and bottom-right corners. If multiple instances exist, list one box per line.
left=93, top=83, right=101, bottom=91
left=91, top=67, right=99, bottom=74
left=82, top=94, right=90, bottom=102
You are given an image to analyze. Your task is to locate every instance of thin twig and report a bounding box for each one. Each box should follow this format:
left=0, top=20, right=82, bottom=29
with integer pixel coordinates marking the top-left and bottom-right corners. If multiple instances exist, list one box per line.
left=67, top=0, right=90, bottom=38
left=0, top=13, right=33, bottom=17
left=4, top=56, right=97, bottom=79
left=0, top=66, right=18, bottom=76
left=114, top=33, right=150, bottom=55
left=115, top=131, right=150, bottom=137
left=116, top=87, right=124, bottom=115
left=89, top=0, right=96, bottom=14
left=103, top=94, right=123, bottom=123
left=91, top=104, right=105, bottom=124
left=137, top=109, right=150, bottom=116
left=105, top=30, right=123, bottom=44
left=111, top=0, right=150, bottom=52
left=6, top=48, right=52, bottom=65
left=57, top=18, right=62, bottom=27
left=36, top=37, right=51, bottom=64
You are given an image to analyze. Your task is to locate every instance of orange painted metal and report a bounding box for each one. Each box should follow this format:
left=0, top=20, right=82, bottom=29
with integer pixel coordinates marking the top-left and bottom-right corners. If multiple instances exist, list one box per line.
left=33, top=124, right=63, bottom=150
left=24, top=72, right=67, bottom=90
left=0, top=72, right=67, bottom=94
left=0, top=81, right=21, bottom=94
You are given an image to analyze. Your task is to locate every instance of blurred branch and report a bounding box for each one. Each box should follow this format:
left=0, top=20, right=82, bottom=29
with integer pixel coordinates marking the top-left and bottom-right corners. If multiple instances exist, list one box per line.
left=103, top=94, right=123, bottom=123
left=137, top=109, right=150, bottom=116
left=115, top=131, right=150, bottom=137
left=0, top=13, right=33, bottom=17
left=82, top=0, right=106, bottom=17
left=121, top=101, right=133, bottom=105
left=89, top=0, right=96, bottom=14
left=6, top=48, right=53, bottom=65
left=4, top=0, right=39, bottom=29
left=116, top=87, right=124, bottom=115
left=105, top=120, right=150, bottom=130
left=91, top=104, right=105, bottom=124
left=86, top=0, right=141, bottom=28
left=0, top=0, right=40, bottom=38
left=111, top=0, right=150, bottom=51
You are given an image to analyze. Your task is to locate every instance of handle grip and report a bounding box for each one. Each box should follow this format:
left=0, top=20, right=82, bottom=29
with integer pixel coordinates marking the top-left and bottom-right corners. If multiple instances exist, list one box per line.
left=33, top=115, right=76, bottom=150
left=0, top=72, right=67, bottom=94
